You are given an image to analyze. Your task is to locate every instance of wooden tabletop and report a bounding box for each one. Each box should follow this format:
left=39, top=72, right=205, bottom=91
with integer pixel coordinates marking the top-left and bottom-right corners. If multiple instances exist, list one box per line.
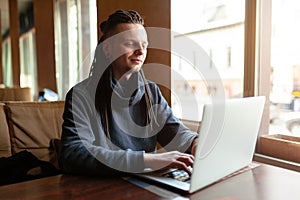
left=0, top=164, right=300, bottom=200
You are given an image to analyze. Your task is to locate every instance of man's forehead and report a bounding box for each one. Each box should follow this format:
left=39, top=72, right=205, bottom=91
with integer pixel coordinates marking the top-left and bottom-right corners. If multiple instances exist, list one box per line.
left=115, top=28, right=148, bottom=41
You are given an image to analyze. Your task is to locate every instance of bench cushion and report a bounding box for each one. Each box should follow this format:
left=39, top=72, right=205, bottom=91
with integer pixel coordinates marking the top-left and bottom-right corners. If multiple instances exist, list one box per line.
left=5, top=101, right=65, bottom=167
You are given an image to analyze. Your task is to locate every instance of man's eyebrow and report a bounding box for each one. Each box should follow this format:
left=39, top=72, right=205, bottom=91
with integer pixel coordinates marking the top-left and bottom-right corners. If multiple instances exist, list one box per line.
left=123, top=38, right=148, bottom=43
left=123, top=38, right=135, bottom=41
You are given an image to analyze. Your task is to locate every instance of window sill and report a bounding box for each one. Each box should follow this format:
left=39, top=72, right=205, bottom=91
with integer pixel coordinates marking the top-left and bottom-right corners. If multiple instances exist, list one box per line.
left=258, top=134, right=300, bottom=163
left=255, top=134, right=300, bottom=172
left=253, top=153, right=300, bottom=172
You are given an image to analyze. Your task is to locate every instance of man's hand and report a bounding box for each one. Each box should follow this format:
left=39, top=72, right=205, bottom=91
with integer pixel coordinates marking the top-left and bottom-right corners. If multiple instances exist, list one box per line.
left=144, top=151, right=194, bottom=175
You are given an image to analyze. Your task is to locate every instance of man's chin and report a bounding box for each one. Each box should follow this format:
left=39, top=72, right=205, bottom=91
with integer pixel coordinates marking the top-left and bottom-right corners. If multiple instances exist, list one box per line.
left=129, top=65, right=142, bottom=73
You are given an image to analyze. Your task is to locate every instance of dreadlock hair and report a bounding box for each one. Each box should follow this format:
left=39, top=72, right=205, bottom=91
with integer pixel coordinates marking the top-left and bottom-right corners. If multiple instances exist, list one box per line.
left=100, top=10, right=144, bottom=41
left=91, top=10, right=157, bottom=139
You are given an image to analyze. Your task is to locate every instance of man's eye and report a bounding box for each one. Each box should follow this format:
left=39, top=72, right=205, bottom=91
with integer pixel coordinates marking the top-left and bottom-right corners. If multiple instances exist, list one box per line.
left=123, top=41, right=148, bottom=49
left=124, top=42, right=135, bottom=46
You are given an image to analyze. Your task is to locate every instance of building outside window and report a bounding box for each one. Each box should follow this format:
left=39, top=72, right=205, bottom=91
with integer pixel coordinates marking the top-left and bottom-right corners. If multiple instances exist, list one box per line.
left=172, top=0, right=300, bottom=139
left=269, top=0, right=300, bottom=136
left=171, top=0, right=245, bottom=120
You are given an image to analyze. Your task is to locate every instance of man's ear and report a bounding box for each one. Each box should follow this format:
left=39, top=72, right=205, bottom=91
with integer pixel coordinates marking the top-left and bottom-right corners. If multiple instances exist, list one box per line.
left=102, top=40, right=111, bottom=58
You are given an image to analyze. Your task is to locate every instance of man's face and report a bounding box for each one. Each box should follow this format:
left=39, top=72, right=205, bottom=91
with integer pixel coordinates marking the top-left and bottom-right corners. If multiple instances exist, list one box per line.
left=103, top=23, right=148, bottom=80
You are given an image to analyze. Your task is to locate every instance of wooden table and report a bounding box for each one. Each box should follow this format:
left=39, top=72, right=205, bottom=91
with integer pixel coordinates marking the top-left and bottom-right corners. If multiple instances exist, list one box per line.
left=0, top=164, right=300, bottom=200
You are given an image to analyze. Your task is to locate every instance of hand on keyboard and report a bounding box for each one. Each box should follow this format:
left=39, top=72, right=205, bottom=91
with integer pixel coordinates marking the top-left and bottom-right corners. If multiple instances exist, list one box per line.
left=164, top=169, right=191, bottom=182
left=144, top=151, right=194, bottom=175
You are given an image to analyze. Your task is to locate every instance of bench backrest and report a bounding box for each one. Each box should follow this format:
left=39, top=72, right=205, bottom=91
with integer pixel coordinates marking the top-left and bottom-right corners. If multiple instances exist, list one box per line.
left=0, top=87, right=32, bottom=101
left=0, top=103, right=11, bottom=157
left=5, top=101, right=65, bottom=167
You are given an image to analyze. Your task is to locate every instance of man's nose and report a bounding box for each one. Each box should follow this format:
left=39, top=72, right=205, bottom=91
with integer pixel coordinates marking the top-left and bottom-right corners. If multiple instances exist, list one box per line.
left=134, top=45, right=146, bottom=55
left=134, top=48, right=144, bottom=55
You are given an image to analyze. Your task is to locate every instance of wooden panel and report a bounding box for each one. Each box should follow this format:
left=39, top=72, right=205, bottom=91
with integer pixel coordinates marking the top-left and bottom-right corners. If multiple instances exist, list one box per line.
left=96, top=0, right=171, bottom=105
left=8, top=0, right=20, bottom=87
left=243, top=0, right=256, bottom=97
left=33, top=0, right=57, bottom=92
left=97, top=0, right=171, bottom=37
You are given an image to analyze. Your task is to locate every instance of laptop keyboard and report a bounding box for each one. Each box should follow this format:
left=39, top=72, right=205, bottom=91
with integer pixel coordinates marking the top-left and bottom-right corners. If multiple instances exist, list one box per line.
left=163, top=168, right=191, bottom=182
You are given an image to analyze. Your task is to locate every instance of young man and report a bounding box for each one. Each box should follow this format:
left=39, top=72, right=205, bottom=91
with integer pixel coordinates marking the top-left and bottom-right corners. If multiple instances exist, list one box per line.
left=59, top=10, right=198, bottom=176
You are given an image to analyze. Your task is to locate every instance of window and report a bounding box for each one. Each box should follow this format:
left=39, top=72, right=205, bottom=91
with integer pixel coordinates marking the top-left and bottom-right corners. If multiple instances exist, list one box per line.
left=269, top=0, right=300, bottom=137
left=19, top=30, right=38, bottom=99
left=54, top=0, right=97, bottom=100
left=171, top=0, right=300, bottom=169
left=55, top=0, right=79, bottom=100
left=171, top=0, right=245, bottom=120
left=2, top=38, right=12, bottom=87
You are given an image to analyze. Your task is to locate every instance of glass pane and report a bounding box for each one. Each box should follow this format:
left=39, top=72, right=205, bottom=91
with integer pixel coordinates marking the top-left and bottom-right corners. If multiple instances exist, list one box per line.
left=68, top=0, right=79, bottom=87
left=54, top=0, right=97, bottom=99
left=20, top=32, right=38, bottom=99
left=2, top=39, right=12, bottom=87
left=54, top=0, right=64, bottom=99
left=171, top=0, right=245, bottom=120
left=269, top=0, right=300, bottom=136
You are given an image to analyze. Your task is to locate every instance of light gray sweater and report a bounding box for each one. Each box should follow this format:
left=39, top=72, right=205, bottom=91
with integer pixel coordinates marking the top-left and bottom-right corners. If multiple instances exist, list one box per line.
left=59, top=72, right=198, bottom=176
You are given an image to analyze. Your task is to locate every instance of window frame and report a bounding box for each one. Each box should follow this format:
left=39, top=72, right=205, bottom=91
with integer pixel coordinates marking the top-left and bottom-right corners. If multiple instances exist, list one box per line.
left=244, top=0, right=271, bottom=135
left=247, top=0, right=300, bottom=171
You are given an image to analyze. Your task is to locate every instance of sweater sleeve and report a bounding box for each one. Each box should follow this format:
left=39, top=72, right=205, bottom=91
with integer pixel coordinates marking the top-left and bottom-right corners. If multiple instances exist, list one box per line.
left=151, top=84, right=198, bottom=153
left=59, top=87, right=145, bottom=176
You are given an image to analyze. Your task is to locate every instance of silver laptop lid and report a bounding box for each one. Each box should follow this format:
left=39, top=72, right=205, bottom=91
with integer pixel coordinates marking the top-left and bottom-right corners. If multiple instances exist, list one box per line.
left=190, top=96, right=265, bottom=193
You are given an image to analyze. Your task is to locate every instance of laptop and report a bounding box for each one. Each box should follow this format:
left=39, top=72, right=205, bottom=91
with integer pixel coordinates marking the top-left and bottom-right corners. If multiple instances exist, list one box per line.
left=136, top=96, right=266, bottom=193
